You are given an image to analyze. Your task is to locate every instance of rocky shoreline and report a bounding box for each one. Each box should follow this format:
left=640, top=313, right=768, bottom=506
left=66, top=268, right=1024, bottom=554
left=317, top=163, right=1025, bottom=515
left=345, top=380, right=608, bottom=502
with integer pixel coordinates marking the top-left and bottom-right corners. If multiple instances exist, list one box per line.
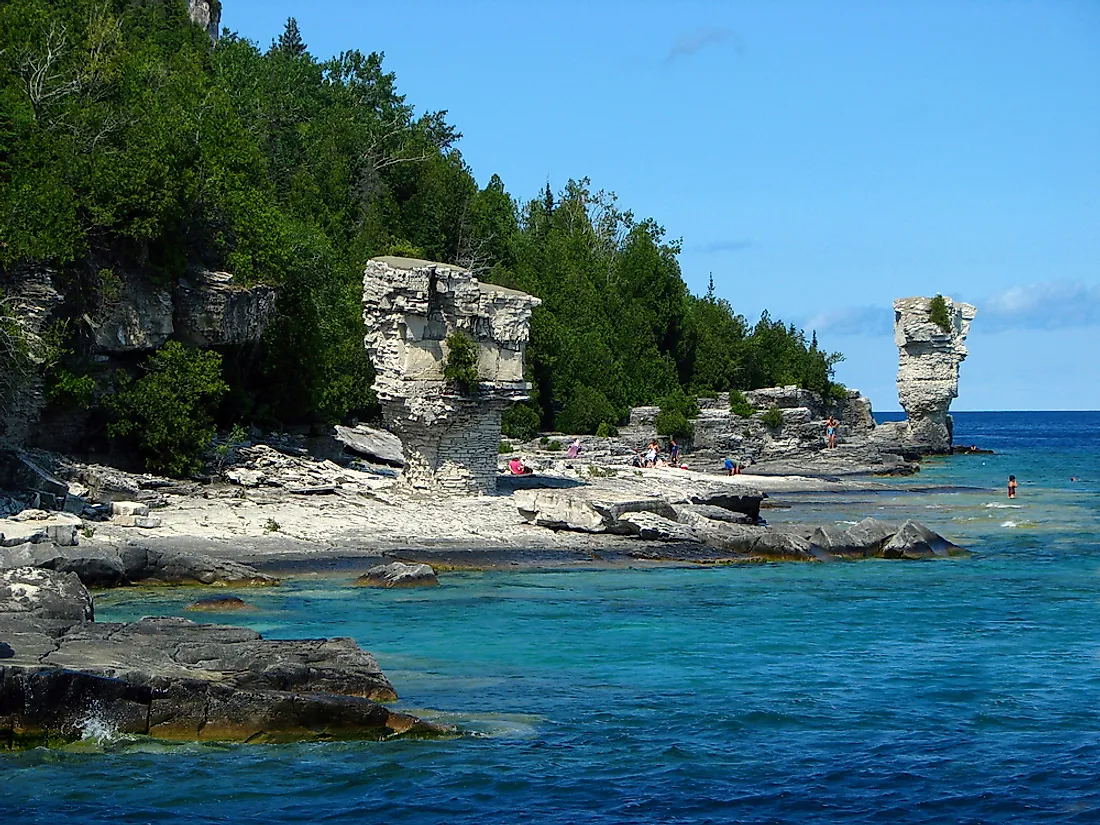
left=0, top=287, right=983, bottom=748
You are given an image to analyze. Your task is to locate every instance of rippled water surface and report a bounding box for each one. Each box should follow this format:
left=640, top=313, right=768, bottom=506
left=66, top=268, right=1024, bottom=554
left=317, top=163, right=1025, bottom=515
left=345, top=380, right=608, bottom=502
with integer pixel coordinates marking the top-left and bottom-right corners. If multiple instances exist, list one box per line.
left=5, top=412, right=1100, bottom=823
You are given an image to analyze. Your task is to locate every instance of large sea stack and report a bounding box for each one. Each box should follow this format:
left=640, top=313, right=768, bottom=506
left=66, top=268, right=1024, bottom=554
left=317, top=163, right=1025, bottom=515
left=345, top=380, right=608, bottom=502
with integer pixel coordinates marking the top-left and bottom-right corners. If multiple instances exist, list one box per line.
left=892, top=296, right=977, bottom=453
left=362, top=257, right=540, bottom=495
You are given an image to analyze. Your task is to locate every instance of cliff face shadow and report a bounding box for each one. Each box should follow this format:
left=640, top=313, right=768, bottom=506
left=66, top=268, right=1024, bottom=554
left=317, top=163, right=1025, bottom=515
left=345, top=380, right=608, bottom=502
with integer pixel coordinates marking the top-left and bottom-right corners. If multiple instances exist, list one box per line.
left=496, top=475, right=585, bottom=494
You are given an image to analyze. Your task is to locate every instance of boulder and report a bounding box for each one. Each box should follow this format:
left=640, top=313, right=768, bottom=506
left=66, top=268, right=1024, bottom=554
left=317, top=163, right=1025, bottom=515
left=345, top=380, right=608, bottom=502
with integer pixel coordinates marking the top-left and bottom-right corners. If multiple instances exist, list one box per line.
left=112, top=514, right=163, bottom=528
left=355, top=561, right=438, bottom=588
left=676, top=504, right=755, bottom=525
left=0, top=616, right=449, bottom=747
left=749, top=530, right=816, bottom=561
left=118, top=545, right=278, bottom=587
left=75, top=465, right=169, bottom=507
left=0, top=544, right=127, bottom=588
left=0, top=567, right=93, bottom=621
left=7, top=510, right=81, bottom=546
left=880, top=520, right=967, bottom=559
left=617, top=512, right=702, bottom=543
left=0, top=452, right=69, bottom=502
left=333, top=424, right=405, bottom=467
left=686, top=487, right=765, bottom=522
left=515, top=489, right=677, bottom=533
left=110, top=501, right=150, bottom=518
left=841, top=517, right=899, bottom=555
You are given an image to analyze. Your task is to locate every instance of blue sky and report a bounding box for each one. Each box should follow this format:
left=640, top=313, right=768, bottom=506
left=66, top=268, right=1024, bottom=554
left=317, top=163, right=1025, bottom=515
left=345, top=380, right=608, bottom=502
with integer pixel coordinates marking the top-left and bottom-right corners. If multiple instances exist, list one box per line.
left=224, top=0, right=1099, bottom=411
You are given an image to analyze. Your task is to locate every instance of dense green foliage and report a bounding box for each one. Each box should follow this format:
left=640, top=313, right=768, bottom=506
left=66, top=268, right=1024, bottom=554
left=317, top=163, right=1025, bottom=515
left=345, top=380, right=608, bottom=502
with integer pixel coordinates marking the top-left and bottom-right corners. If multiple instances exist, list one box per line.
left=106, top=342, right=228, bottom=475
left=442, top=331, right=479, bottom=394
left=929, top=294, right=951, bottom=333
left=501, top=403, right=540, bottom=441
left=0, top=1, right=846, bottom=461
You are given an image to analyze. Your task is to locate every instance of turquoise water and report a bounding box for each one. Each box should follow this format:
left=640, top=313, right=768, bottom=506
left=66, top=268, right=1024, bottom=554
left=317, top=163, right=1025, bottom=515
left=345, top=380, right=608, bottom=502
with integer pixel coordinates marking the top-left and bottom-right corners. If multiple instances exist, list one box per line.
left=5, top=412, right=1100, bottom=823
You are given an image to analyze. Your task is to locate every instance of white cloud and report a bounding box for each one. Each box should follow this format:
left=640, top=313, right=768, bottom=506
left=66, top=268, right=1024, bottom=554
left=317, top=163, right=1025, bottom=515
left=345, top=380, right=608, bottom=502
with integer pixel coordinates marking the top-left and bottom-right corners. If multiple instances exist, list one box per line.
left=980, top=280, right=1100, bottom=332
left=803, top=305, right=893, bottom=337
left=665, top=28, right=744, bottom=64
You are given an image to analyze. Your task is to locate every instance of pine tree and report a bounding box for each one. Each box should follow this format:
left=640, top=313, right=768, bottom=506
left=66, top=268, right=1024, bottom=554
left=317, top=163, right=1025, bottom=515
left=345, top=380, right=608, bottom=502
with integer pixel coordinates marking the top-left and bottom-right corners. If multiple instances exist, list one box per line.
left=276, top=17, right=306, bottom=57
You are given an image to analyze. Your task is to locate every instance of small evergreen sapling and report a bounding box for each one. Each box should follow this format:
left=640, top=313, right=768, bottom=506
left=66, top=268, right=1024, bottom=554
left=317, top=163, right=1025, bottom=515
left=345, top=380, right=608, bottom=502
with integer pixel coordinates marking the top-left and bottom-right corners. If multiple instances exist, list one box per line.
left=929, top=294, right=952, bottom=333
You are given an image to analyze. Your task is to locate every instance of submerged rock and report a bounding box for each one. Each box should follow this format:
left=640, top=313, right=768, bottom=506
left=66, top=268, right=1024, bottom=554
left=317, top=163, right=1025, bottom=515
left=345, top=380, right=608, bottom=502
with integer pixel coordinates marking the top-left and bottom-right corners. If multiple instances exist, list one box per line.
left=185, top=596, right=257, bottom=612
left=355, top=562, right=438, bottom=588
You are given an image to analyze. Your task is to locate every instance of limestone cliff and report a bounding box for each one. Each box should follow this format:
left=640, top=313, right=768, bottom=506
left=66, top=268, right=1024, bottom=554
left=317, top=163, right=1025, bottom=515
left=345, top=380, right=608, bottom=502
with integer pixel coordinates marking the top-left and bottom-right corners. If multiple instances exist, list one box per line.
left=91, top=270, right=275, bottom=353
left=186, top=0, right=221, bottom=43
left=362, top=257, right=540, bottom=495
left=892, top=296, right=976, bottom=452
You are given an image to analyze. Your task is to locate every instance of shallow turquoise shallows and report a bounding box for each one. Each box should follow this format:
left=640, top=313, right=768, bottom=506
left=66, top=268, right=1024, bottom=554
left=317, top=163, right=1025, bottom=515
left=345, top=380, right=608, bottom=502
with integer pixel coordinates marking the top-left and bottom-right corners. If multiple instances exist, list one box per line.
left=5, top=412, right=1100, bottom=823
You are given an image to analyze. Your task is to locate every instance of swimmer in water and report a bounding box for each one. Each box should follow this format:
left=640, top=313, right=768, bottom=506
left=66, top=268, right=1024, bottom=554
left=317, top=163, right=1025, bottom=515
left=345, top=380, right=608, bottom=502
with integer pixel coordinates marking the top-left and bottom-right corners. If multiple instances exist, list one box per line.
left=1008, top=475, right=1017, bottom=499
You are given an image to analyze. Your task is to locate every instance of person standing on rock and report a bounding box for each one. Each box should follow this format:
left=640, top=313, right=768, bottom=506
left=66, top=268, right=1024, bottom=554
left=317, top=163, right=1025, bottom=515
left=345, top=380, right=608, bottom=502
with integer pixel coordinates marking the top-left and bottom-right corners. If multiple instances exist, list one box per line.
left=1008, top=475, right=1018, bottom=499
left=825, top=416, right=838, bottom=449
left=669, top=437, right=680, bottom=463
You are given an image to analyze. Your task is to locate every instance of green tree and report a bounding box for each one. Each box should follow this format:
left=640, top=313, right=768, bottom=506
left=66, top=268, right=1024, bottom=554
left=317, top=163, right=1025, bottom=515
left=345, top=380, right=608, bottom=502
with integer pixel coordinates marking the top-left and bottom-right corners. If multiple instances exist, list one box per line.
left=929, top=294, right=951, bottom=332
left=275, top=17, right=306, bottom=57
left=107, top=342, right=228, bottom=476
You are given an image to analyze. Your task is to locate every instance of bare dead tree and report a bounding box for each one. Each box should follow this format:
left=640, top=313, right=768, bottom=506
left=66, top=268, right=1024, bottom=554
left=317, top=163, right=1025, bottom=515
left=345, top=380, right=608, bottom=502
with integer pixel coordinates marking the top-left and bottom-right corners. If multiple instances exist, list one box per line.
left=20, top=22, right=80, bottom=119
left=0, top=294, right=43, bottom=408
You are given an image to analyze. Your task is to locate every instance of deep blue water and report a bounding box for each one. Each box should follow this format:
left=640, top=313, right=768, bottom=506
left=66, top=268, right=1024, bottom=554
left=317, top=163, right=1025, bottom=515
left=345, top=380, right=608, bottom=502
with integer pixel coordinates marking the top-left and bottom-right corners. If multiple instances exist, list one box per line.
left=5, top=412, right=1100, bottom=824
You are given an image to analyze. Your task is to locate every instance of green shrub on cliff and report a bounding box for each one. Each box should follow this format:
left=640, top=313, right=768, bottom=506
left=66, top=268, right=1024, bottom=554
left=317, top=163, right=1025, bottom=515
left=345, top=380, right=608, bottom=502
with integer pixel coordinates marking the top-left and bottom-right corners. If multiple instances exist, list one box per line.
left=442, top=332, right=480, bottom=394
left=729, top=391, right=754, bottom=418
left=761, top=405, right=784, bottom=430
left=929, top=295, right=952, bottom=333
left=655, top=410, right=694, bottom=440
left=595, top=421, right=618, bottom=438
left=107, top=342, right=228, bottom=477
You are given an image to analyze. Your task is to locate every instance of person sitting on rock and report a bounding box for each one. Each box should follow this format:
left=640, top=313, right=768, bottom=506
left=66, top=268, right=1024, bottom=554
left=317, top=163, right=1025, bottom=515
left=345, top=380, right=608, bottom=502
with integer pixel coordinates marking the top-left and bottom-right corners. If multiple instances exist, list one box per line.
left=508, top=457, right=533, bottom=475
left=566, top=438, right=582, bottom=459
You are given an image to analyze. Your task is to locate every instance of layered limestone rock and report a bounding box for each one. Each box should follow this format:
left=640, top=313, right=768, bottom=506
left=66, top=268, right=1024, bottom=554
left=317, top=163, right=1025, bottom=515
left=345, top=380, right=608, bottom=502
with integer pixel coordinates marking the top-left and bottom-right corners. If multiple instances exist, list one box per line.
left=892, top=296, right=977, bottom=453
left=92, top=271, right=275, bottom=353
left=362, top=257, right=540, bottom=495
left=174, top=270, right=276, bottom=347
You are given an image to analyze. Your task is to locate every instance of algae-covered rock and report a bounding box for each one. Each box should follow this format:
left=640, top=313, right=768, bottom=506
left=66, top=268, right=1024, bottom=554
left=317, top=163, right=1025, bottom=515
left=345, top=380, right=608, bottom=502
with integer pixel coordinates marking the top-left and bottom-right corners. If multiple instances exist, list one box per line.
left=355, top=561, right=438, bottom=588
